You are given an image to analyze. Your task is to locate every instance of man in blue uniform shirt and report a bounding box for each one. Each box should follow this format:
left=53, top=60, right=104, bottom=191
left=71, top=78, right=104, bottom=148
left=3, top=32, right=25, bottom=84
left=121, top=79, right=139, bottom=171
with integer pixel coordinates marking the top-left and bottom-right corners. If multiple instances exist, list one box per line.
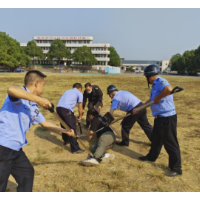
left=0, top=70, right=75, bottom=192
left=134, top=64, right=182, bottom=177
left=107, top=85, right=153, bottom=146
left=56, top=83, right=85, bottom=154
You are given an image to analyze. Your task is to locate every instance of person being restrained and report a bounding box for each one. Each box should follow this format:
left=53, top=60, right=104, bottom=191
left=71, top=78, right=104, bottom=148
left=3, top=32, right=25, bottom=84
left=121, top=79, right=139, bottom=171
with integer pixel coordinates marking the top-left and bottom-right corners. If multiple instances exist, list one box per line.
left=81, top=108, right=116, bottom=166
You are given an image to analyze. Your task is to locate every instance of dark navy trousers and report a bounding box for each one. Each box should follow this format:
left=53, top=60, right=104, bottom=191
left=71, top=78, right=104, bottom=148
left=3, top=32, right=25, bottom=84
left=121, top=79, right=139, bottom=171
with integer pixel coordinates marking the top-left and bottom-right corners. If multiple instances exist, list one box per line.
left=147, top=114, right=182, bottom=173
left=0, top=145, right=34, bottom=192
left=56, top=107, right=81, bottom=153
left=121, top=102, right=153, bottom=145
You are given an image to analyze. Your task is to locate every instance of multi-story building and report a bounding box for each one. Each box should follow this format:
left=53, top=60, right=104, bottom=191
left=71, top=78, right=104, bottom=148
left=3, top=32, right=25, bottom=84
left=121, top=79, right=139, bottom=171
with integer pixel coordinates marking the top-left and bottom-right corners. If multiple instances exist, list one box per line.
left=20, top=36, right=110, bottom=66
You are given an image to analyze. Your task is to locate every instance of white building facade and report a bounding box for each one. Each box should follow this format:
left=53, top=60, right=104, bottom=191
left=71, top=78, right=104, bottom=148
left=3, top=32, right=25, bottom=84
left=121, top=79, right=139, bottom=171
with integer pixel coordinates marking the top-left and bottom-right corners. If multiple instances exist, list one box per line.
left=20, top=36, right=110, bottom=66
left=121, top=60, right=170, bottom=73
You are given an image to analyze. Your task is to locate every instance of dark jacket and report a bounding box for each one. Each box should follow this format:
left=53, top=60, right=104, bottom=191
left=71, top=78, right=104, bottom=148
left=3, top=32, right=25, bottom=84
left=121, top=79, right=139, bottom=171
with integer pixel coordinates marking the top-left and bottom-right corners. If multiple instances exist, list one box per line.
left=83, top=85, right=103, bottom=109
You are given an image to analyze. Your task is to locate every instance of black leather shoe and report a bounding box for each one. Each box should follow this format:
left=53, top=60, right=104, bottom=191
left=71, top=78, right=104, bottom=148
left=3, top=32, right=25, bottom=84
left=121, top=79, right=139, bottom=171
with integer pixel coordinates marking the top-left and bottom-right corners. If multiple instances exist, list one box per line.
left=116, top=141, right=129, bottom=146
left=73, top=149, right=85, bottom=154
left=165, top=170, right=182, bottom=177
left=139, top=155, right=155, bottom=162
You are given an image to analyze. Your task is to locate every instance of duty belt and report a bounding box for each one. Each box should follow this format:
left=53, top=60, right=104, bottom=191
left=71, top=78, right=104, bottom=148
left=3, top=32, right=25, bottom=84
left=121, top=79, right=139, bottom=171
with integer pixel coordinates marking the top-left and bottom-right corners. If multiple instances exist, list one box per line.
left=155, top=115, right=162, bottom=118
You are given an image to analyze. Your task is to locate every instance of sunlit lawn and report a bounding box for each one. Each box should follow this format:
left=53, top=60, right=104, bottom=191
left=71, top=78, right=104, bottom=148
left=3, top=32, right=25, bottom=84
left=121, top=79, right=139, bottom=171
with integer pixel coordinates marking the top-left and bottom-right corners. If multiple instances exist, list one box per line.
left=2, top=73, right=200, bottom=192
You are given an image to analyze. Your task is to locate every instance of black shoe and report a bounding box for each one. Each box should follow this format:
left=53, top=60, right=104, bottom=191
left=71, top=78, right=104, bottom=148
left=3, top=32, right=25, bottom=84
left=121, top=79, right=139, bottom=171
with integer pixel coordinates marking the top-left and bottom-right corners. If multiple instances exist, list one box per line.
left=116, top=141, right=129, bottom=146
left=165, top=170, right=182, bottom=177
left=139, top=155, right=155, bottom=162
left=72, top=149, right=85, bottom=154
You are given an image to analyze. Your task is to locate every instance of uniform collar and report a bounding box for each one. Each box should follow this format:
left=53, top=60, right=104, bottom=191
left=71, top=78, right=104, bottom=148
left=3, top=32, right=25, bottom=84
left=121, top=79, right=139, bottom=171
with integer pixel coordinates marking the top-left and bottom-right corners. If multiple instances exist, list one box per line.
left=23, top=86, right=37, bottom=106
left=23, top=86, right=30, bottom=93
left=152, top=76, right=160, bottom=85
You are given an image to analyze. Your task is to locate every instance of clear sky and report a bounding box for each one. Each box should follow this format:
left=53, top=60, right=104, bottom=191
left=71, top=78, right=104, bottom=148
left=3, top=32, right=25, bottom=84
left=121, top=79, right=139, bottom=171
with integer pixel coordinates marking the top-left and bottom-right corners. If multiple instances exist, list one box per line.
left=1, top=8, right=200, bottom=60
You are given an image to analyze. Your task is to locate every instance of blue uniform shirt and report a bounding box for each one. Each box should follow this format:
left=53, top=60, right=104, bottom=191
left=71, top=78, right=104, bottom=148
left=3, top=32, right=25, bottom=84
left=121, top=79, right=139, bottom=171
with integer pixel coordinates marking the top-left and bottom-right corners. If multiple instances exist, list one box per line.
left=111, top=91, right=141, bottom=112
left=0, top=87, right=45, bottom=151
left=57, top=88, right=83, bottom=112
left=150, top=76, right=176, bottom=117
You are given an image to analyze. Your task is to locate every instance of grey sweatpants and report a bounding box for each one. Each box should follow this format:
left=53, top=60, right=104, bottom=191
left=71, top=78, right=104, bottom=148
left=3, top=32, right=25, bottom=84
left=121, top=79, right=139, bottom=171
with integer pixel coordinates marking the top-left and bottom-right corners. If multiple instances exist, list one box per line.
left=90, top=131, right=116, bottom=159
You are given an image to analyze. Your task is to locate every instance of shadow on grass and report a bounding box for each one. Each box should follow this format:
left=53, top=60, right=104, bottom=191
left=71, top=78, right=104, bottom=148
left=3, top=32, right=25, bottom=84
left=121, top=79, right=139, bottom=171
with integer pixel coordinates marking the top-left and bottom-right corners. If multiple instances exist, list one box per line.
left=112, top=141, right=167, bottom=170
left=31, top=160, right=79, bottom=166
left=34, top=128, right=71, bottom=153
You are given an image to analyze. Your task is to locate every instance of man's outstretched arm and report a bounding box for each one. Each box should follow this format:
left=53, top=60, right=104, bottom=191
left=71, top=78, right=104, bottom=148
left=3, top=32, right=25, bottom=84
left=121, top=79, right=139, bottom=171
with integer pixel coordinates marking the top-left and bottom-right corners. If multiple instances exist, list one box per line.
left=7, top=86, right=51, bottom=109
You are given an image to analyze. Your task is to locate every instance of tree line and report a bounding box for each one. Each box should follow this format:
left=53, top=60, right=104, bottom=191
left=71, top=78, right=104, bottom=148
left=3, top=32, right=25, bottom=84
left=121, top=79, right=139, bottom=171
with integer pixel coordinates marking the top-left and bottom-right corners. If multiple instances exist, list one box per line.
left=170, top=45, right=200, bottom=75
left=0, top=32, right=122, bottom=69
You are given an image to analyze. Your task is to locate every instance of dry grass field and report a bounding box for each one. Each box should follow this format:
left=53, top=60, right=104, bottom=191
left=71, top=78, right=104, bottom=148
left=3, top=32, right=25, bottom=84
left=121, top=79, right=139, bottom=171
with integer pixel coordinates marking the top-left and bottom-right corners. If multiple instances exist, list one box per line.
left=1, top=73, right=200, bottom=192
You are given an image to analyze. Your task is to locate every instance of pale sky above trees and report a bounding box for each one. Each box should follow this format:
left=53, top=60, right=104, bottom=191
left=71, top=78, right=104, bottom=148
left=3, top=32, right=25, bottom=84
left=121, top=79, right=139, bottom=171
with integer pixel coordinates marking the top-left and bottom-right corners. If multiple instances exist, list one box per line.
left=0, top=4, right=200, bottom=61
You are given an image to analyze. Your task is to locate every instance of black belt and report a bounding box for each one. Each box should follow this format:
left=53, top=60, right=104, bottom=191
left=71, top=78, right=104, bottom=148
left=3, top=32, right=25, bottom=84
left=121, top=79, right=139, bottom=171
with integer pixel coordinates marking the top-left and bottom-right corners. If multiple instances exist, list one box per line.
left=155, top=115, right=162, bottom=118
left=127, top=102, right=143, bottom=113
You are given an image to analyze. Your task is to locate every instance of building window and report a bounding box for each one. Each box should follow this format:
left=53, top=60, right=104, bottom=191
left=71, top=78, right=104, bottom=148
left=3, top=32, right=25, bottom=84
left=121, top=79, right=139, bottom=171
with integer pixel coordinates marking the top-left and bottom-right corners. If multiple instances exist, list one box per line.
left=49, top=40, right=53, bottom=43
left=45, top=47, right=49, bottom=50
left=67, top=41, right=71, bottom=43
left=43, top=40, right=48, bottom=43
left=40, top=40, right=42, bottom=43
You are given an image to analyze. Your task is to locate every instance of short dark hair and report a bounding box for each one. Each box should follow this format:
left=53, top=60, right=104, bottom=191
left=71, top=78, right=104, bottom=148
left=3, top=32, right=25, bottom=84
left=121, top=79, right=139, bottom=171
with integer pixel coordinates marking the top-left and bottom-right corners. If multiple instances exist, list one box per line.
left=85, top=82, right=92, bottom=88
left=88, top=108, right=99, bottom=117
left=24, top=70, right=46, bottom=86
left=73, top=83, right=82, bottom=89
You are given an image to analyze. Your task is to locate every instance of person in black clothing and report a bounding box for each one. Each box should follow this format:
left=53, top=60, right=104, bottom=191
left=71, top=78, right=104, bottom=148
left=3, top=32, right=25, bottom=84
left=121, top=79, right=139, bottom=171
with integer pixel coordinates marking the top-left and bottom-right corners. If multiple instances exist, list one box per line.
left=82, top=83, right=103, bottom=128
left=80, top=108, right=116, bottom=166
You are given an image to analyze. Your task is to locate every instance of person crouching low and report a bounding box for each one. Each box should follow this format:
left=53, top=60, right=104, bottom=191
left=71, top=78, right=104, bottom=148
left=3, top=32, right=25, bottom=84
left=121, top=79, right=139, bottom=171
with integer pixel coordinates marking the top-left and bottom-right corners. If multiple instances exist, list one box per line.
left=81, top=108, right=116, bottom=166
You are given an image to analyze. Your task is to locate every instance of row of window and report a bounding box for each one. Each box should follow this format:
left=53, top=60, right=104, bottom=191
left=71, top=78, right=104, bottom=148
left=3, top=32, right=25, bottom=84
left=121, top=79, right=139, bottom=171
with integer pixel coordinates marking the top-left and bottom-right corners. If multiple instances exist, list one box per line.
left=35, top=40, right=90, bottom=44
left=43, top=53, right=107, bottom=58
left=41, top=47, right=108, bottom=51
left=34, top=60, right=107, bottom=65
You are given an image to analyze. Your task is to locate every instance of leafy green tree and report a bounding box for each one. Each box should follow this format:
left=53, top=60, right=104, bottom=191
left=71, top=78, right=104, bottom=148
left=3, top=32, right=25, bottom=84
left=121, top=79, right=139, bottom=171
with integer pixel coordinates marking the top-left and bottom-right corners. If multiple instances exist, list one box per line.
left=192, top=46, right=200, bottom=74
left=170, top=53, right=182, bottom=72
left=47, top=39, right=71, bottom=65
left=20, top=47, right=31, bottom=67
left=72, top=46, right=97, bottom=66
left=108, top=46, right=121, bottom=66
left=0, top=32, right=21, bottom=69
left=25, top=40, right=44, bottom=65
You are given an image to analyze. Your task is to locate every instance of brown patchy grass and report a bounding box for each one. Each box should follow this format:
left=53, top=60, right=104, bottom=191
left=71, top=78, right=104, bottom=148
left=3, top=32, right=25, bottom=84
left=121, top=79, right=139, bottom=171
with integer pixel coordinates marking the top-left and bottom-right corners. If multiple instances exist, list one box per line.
left=2, top=73, right=200, bottom=192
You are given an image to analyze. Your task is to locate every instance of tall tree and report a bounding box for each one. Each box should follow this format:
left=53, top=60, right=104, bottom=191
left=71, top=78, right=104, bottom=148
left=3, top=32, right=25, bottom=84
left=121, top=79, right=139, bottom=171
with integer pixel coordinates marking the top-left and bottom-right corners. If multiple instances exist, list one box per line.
left=170, top=53, right=182, bottom=72
left=193, top=46, right=200, bottom=74
left=25, top=40, right=44, bottom=64
left=47, top=39, right=71, bottom=65
left=20, top=47, right=31, bottom=67
left=0, top=32, right=21, bottom=69
left=72, top=46, right=97, bottom=66
left=108, top=46, right=121, bottom=66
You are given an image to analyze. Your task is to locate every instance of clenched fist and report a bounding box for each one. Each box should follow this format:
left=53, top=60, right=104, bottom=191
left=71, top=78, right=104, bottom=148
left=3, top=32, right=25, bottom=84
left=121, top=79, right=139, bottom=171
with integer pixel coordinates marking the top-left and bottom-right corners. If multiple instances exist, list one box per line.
left=37, top=97, right=52, bottom=109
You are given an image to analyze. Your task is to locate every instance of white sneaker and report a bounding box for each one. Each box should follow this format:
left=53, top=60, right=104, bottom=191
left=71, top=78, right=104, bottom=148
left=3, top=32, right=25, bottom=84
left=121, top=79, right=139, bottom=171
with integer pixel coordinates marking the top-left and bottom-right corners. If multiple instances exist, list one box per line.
left=101, top=153, right=115, bottom=163
left=80, top=157, right=99, bottom=166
